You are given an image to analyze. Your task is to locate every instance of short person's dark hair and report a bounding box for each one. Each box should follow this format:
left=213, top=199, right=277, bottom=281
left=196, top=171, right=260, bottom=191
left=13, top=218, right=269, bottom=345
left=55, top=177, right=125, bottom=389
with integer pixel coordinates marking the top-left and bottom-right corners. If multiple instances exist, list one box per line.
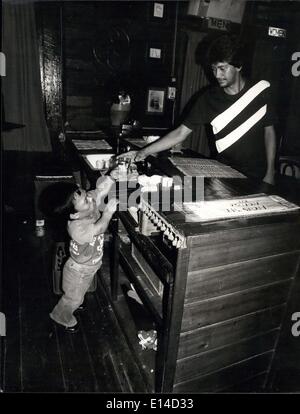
left=38, top=181, right=78, bottom=218
left=207, top=34, right=245, bottom=68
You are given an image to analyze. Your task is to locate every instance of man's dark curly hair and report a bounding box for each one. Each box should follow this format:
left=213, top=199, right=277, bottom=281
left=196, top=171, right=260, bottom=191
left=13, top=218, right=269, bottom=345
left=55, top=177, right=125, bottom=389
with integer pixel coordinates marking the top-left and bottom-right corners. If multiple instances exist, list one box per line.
left=207, top=34, right=245, bottom=69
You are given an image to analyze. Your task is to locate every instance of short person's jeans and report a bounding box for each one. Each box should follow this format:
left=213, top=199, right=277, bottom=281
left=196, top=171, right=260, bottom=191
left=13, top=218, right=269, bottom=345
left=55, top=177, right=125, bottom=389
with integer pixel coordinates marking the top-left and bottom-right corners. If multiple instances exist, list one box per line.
left=50, top=257, right=100, bottom=327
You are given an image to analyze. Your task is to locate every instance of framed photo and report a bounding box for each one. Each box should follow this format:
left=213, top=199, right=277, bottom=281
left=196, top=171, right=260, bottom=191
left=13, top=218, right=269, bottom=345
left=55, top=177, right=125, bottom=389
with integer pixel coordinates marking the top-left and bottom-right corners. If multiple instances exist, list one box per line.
left=148, top=2, right=169, bottom=23
left=146, top=87, right=166, bottom=115
left=149, top=47, right=162, bottom=60
left=146, top=42, right=166, bottom=65
left=153, top=2, right=164, bottom=18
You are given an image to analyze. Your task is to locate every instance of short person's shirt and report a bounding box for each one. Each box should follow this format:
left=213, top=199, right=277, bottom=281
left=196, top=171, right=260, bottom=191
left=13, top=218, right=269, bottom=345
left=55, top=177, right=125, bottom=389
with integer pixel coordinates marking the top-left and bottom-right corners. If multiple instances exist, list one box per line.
left=183, top=79, right=276, bottom=178
left=68, top=199, right=104, bottom=267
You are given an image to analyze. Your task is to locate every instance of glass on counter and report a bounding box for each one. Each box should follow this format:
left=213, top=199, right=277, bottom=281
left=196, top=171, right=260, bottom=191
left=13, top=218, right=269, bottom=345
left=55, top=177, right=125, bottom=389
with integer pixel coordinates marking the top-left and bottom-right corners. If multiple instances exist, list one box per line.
left=83, top=153, right=115, bottom=171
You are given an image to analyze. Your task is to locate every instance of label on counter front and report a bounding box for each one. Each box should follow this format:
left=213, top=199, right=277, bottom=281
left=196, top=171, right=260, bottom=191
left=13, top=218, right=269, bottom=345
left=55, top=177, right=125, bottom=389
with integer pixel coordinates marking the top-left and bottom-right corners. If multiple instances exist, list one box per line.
left=179, top=195, right=300, bottom=222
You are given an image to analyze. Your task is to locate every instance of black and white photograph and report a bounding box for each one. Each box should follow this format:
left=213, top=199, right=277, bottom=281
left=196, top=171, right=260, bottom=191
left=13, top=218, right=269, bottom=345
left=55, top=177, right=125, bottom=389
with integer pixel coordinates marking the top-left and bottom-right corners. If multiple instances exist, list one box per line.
left=153, top=2, right=164, bottom=19
left=146, top=87, right=165, bottom=114
left=1, top=0, right=300, bottom=402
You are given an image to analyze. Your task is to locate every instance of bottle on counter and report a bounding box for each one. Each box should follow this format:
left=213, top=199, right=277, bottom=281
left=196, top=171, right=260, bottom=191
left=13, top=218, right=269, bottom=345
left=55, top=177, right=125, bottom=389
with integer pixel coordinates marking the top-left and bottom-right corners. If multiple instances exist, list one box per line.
left=110, top=90, right=131, bottom=127
left=35, top=219, right=45, bottom=237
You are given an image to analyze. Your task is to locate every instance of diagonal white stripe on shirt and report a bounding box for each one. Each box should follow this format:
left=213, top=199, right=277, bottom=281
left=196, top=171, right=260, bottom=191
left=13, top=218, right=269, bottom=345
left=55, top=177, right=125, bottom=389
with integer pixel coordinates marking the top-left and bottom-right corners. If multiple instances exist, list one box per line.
left=216, top=105, right=267, bottom=153
left=211, top=80, right=270, bottom=134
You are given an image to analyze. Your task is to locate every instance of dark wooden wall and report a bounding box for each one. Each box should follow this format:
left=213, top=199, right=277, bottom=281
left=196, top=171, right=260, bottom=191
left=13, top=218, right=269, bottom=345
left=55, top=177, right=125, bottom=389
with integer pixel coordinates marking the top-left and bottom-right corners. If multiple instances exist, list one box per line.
left=36, top=1, right=187, bottom=134
left=241, top=1, right=300, bottom=156
left=64, top=2, right=99, bottom=129
left=35, top=1, right=300, bottom=156
left=36, top=2, right=63, bottom=137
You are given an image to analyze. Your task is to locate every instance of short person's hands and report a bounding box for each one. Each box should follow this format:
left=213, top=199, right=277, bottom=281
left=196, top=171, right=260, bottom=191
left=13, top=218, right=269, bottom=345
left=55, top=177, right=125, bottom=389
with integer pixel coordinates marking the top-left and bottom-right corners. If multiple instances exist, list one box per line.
left=110, top=165, right=128, bottom=181
left=109, top=165, right=138, bottom=182
left=116, top=150, right=146, bottom=162
left=95, top=175, right=115, bottom=192
left=117, top=150, right=137, bottom=161
left=104, top=198, right=119, bottom=216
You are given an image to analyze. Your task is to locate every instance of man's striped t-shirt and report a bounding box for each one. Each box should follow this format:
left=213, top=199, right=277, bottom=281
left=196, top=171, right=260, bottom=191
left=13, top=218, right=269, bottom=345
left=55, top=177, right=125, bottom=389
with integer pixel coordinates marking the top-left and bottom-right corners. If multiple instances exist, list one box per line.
left=183, top=80, right=276, bottom=179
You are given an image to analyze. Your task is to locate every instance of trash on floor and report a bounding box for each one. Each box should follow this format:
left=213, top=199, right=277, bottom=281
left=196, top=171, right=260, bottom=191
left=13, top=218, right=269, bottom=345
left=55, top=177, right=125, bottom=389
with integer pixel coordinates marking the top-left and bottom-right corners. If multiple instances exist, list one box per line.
left=137, top=330, right=157, bottom=351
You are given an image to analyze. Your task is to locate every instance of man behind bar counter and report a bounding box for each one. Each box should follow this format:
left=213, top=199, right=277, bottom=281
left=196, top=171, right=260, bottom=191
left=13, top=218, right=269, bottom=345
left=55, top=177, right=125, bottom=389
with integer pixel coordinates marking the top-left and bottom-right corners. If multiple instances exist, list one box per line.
left=122, top=34, right=277, bottom=185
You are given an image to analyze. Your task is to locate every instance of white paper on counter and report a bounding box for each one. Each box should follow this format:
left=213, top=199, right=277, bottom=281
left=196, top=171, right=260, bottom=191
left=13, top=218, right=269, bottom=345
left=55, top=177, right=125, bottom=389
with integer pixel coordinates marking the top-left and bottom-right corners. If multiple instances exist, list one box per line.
left=176, top=195, right=300, bottom=222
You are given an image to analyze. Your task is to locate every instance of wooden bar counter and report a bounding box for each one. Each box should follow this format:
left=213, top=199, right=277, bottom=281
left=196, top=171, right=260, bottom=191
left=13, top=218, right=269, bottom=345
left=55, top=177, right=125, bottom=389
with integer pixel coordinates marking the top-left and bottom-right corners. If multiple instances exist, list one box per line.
left=106, top=155, right=300, bottom=393
left=69, top=137, right=300, bottom=392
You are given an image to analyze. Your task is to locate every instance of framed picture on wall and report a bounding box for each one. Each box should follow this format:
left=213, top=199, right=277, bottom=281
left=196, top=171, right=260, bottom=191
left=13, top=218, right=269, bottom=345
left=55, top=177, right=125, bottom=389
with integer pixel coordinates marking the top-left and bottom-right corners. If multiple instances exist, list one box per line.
left=146, top=42, right=166, bottom=65
left=146, top=87, right=166, bottom=115
left=153, top=2, right=164, bottom=18
left=148, top=2, right=169, bottom=23
left=149, top=47, right=162, bottom=59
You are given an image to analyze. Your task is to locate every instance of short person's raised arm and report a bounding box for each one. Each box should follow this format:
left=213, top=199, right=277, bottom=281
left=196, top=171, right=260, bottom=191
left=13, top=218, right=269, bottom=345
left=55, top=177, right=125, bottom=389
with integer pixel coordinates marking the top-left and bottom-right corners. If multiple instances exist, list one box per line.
left=92, top=198, right=118, bottom=235
left=93, top=176, right=115, bottom=208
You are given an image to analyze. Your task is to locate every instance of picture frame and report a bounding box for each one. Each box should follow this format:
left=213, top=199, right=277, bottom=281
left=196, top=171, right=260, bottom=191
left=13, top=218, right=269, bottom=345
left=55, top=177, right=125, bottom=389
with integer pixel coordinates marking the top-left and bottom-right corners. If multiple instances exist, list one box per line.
left=146, top=42, right=166, bottom=65
left=146, top=87, right=166, bottom=115
left=153, top=2, right=164, bottom=19
left=149, top=47, right=162, bottom=60
left=148, top=2, right=169, bottom=23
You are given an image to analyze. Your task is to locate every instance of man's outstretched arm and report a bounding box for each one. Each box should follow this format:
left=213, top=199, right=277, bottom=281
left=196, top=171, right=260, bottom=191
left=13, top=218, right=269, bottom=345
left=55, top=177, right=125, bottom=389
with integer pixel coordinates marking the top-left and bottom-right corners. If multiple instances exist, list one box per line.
left=119, top=124, right=192, bottom=162
left=263, top=125, right=277, bottom=185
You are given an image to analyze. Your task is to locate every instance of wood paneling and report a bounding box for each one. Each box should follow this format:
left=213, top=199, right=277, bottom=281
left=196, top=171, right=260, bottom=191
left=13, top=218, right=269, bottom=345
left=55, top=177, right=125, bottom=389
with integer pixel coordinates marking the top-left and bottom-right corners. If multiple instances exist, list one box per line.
left=112, top=189, right=299, bottom=391
left=189, top=223, right=300, bottom=271
left=159, top=247, right=191, bottom=393
left=35, top=2, right=63, bottom=134
left=175, top=330, right=277, bottom=384
left=119, top=211, right=173, bottom=284
left=63, top=2, right=98, bottom=127
left=181, top=280, right=291, bottom=332
left=132, top=244, right=164, bottom=297
left=37, top=1, right=179, bottom=130
left=173, top=352, right=272, bottom=393
left=219, top=372, right=266, bottom=392
left=185, top=252, right=299, bottom=302
left=119, top=242, right=163, bottom=322
left=178, top=305, right=285, bottom=359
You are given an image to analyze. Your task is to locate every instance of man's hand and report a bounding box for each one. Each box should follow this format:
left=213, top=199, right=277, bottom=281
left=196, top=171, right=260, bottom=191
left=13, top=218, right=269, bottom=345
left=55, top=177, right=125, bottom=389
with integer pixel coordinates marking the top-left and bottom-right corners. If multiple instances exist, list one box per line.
left=263, top=170, right=275, bottom=185
left=135, top=150, right=146, bottom=162
left=117, top=150, right=137, bottom=161
left=117, top=150, right=146, bottom=162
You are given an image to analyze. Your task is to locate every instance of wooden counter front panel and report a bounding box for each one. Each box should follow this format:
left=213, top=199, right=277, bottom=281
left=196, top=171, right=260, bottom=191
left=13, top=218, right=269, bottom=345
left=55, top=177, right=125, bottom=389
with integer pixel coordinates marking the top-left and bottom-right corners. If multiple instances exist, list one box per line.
left=173, top=352, right=273, bottom=393
left=172, top=219, right=300, bottom=392
left=188, top=222, right=300, bottom=271
left=177, top=304, right=284, bottom=359
left=185, top=252, right=299, bottom=303
left=174, top=330, right=278, bottom=384
left=181, top=280, right=291, bottom=332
